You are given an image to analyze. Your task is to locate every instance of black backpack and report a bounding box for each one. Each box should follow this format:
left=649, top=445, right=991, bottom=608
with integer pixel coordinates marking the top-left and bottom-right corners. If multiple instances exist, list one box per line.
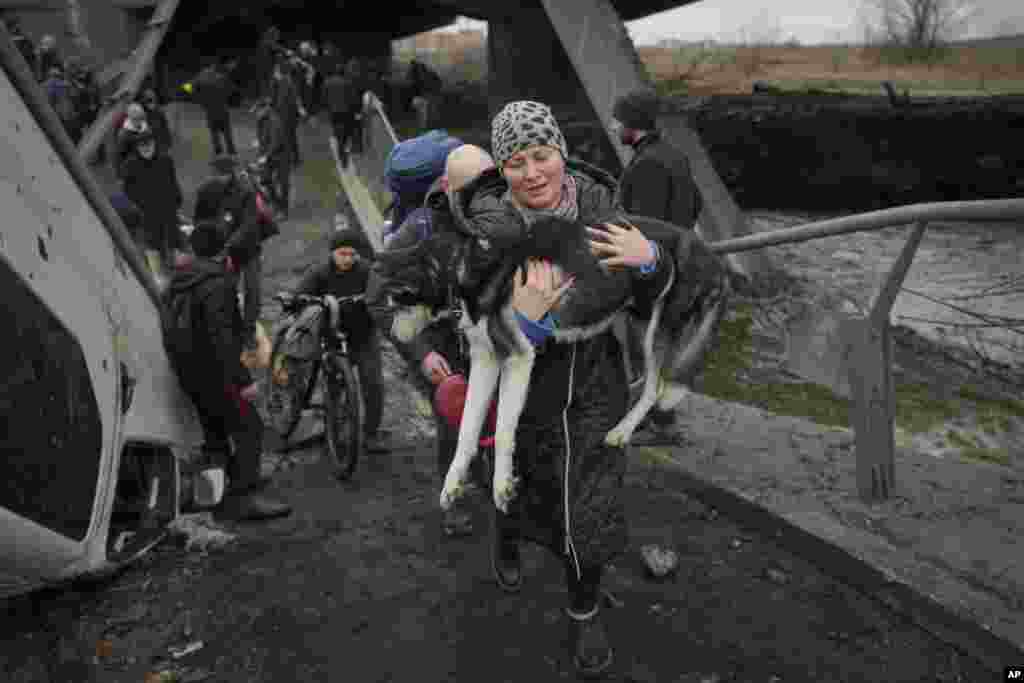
left=161, top=286, right=197, bottom=375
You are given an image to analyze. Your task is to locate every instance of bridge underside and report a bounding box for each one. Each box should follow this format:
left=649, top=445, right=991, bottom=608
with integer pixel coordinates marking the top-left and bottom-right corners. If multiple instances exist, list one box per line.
left=164, top=0, right=704, bottom=64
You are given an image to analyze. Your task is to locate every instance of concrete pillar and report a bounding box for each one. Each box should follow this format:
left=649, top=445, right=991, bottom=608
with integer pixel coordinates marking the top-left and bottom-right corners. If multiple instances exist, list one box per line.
left=487, top=4, right=620, bottom=173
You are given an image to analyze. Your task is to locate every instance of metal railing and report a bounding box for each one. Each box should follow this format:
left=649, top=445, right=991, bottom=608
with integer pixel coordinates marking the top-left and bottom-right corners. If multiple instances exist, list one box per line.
left=710, top=198, right=1024, bottom=501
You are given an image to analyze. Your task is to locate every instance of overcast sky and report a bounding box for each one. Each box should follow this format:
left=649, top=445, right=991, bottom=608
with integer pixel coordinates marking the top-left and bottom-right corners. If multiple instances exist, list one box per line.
left=446, top=1, right=1023, bottom=45
left=625, top=0, right=1023, bottom=45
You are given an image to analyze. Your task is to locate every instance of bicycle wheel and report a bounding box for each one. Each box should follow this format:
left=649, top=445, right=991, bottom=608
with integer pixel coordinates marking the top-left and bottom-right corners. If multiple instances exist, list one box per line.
left=323, top=353, right=364, bottom=480
left=265, top=327, right=318, bottom=439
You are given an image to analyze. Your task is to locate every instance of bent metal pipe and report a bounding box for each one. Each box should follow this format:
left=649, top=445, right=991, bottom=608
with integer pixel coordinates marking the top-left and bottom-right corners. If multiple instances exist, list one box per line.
left=708, top=199, right=1024, bottom=255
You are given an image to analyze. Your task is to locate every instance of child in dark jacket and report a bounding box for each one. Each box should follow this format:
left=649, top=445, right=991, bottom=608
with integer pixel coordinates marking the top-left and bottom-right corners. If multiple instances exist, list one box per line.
left=292, top=229, right=386, bottom=451
left=165, top=221, right=291, bottom=521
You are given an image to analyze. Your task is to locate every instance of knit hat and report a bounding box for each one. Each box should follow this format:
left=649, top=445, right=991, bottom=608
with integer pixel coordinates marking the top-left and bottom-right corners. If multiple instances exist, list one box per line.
left=330, top=228, right=374, bottom=259
left=384, top=130, right=464, bottom=198
left=491, top=100, right=567, bottom=168
left=612, top=90, right=661, bottom=131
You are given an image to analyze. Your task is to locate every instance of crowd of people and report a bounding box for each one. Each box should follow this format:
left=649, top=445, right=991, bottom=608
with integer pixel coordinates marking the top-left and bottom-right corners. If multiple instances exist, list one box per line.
left=11, top=14, right=715, bottom=675
left=4, top=18, right=103, bottom=146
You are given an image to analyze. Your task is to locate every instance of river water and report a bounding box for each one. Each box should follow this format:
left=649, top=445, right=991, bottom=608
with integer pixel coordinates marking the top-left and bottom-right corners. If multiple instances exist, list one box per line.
left=748, top=211, right=1024, bottom=369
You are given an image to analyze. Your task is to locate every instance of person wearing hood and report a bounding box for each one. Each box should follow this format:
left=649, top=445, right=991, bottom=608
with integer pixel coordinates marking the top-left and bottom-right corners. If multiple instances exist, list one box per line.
left=165, top=221, right=292, bottom=521
left=291, top=229, right=386, bottom=452
left=371, top=143, right=495, bottom=538
left=450, top=100, right=675, bottom=677
left=611, top=90, right=704, bottom=440
left=115, top=102, right=152, bottom=179
left=381, top=129, right=463, bottom=246
left=120, top=129, right=184, bottom=275
left=193, top=154, right=280, bottom=351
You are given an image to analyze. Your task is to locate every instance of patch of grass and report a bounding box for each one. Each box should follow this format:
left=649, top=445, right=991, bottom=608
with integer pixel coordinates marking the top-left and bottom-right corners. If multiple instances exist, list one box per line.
left=958, top=446, right=1012, bottom=467
left=893, top=383, right=961, bottom=434
left=699, top=305, right=850, bottom=428
left=767, top=77, right=1024, bottom=97
left=697, top=306, right=1013, bottom=436
left=951, top=386, right=1024, bottom=436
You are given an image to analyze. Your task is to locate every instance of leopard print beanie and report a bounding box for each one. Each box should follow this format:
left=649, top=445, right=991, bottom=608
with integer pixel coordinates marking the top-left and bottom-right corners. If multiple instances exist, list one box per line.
left=491, top=100, right=568, bottom=169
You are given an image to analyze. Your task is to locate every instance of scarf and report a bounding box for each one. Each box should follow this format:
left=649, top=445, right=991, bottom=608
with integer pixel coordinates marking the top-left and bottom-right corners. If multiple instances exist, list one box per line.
left=505, top=172, right=579, bottom=227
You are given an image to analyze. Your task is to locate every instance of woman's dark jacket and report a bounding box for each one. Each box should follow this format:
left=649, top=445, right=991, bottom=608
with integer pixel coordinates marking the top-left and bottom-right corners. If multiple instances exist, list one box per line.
left=120, top=153, right=183, bottom=248
left=449, top=159, right=676, bottom=570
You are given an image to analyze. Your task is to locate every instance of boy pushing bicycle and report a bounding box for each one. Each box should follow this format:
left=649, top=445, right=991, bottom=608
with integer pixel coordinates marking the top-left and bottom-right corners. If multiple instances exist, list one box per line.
left=290, top=229, right=387, bottom=452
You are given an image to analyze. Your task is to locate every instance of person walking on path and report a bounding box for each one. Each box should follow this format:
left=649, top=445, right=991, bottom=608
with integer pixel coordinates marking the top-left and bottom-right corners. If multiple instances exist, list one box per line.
left=114, top=103, right=151, bottom=179
left=322, top=61, right=362, bottom=168
left=449, top=100, right=675, bottom=677
left=268, top=60, right=306, bottom=169
left=193, top=155, right=280, bottom=351
left=187, top=58, right=237, bottom=157
left=369, top=143, right=496, bottom=538
left=139, top=86, right=173, bottom=157
left=164, top=221, right=292, bottom=522
left=611, top=89, right=703, bottom=439
left=255, top=97, right=293, bottom=217
left=120, top=130, right=184, bottom=277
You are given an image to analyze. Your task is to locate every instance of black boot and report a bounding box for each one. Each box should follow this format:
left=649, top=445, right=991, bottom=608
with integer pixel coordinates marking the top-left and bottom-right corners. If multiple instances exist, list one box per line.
left=490, top=508, right=521, bottom=592
left=568, top=606, right=613, bottom=678
left=218, top=488, right=292, bottom=521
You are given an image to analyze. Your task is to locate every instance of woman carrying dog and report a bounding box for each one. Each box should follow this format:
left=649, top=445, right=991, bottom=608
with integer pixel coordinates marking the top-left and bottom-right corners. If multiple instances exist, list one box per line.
left=450, top=100, right=673, bottom=677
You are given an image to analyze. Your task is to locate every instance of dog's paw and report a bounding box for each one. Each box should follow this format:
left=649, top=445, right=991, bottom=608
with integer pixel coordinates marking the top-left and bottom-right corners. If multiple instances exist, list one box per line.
left=439, top=470, right=467, bottom=510
left=492, top=475, right=519, bottom=514
left=604, top=427, right=631, bottom=448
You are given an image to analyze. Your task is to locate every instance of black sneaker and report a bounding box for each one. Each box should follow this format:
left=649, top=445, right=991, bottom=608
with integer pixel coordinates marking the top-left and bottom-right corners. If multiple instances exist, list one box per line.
left=218, top=491, right=292, bottom=522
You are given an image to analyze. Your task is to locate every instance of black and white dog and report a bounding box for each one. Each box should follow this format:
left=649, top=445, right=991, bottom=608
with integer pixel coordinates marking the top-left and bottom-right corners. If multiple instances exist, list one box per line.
left=386, top=215, right=738, bottom=513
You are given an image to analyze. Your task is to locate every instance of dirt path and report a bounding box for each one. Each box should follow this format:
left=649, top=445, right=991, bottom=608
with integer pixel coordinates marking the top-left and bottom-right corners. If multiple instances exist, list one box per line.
left=0, top=104, right=1004, bottom=682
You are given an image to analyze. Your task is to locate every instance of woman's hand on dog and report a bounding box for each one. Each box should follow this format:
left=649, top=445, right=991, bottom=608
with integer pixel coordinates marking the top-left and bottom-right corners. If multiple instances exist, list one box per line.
left=512, top=259, right=574, bottom=322
left=587, top=223, right=657, bottom=270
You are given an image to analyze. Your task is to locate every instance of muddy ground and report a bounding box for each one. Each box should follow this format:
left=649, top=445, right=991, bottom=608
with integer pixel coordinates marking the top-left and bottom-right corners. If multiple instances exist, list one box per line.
left=0, top=104, right=1012, bottom=682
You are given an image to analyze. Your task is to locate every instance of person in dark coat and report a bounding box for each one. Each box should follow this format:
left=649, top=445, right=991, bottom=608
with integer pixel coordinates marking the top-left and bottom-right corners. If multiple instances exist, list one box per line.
left=139, top=86, right=173, bottom=157
left=120, top=130, right=184, bottom=273
left=611, top=90, right=701, bottom=234
left=4, top=17, right=37, bottom=75
left=165, top=221, right=291, bottom=521
left=43, top=66, right=80, bottom=143
left=109, top=190, right=144, bottom=243
left=34, top=34, right=60, bottom=82
left=322, top=61, right=363, bottom=167
left=369, top=143, right=495, bottom=538
left=268, top=60, right=305, bottom=168
left=189, top=59, right=236, bottom=156
left=291, top=229, right=387, bottom=452
left=611, top=89, right=703, bottom=438
left=452, top=100, right=675, bottom=677
left=193, top=155, right=280, bottom=350
left=255, top=98, right=293, bottom=216
left=68, top=58, right=101, bottom=140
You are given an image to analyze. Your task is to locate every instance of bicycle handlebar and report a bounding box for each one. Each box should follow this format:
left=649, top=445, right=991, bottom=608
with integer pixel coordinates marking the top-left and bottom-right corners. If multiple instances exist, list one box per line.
left=274, top=292, right=366, bottom=309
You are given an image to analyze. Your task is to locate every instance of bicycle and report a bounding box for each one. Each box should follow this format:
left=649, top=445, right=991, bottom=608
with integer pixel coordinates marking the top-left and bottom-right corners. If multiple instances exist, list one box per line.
left=265, top=292, right=365, bottom=480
